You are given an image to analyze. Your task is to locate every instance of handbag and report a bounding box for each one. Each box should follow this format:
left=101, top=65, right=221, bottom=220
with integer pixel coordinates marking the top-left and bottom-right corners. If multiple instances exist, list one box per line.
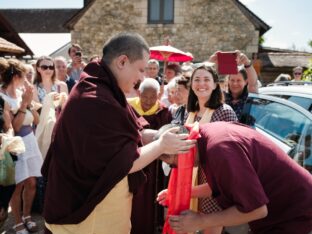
left=0, top=152, right=15, bottom=186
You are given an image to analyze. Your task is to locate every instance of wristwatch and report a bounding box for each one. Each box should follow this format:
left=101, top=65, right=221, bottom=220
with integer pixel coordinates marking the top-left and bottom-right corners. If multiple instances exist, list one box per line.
left=244, top=61, right=252, bottom=68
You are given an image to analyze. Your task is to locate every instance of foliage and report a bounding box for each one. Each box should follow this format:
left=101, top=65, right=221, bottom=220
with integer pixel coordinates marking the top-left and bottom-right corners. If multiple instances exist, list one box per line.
left=303, top=58, right=312, bottom=81
left=259, top=36, right=265, bottom=45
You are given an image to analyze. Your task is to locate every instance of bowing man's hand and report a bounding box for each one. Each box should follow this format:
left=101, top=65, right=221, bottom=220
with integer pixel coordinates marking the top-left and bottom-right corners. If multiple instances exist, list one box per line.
left=169, top=210, right=204, bottom=233
left=158, top=127, right=196, bottom=155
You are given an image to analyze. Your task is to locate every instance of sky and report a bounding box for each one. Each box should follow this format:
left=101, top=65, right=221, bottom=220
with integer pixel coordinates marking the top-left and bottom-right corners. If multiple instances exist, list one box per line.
left=0, top=0, right=311, bottom=56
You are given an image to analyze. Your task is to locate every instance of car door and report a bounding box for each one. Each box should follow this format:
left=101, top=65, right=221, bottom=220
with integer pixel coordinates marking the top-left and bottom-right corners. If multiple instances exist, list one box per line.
left=241, top=93, right=312, bottom=173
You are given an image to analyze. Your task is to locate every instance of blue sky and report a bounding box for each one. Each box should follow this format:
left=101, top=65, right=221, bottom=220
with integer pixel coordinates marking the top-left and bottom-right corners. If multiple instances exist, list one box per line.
left=0, top=0, right=311, bottom=56
left=240, top=0, right=312, bottom=52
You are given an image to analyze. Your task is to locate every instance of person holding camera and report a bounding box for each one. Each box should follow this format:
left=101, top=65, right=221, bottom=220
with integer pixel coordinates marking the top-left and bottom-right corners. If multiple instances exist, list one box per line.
left=208, top=50, right=258, bottom=121
left=67, top=44, right=87, bottom=82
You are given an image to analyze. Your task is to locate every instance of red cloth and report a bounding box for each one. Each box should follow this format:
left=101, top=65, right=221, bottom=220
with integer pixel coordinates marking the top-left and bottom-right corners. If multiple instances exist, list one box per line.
left=163, top=124, right=200, bottom=234
left=41, top=61, right=146, bottom=224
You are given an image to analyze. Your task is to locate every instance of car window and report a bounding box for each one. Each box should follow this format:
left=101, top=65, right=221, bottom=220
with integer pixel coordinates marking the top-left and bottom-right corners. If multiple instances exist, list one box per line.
left=243, top=98, right=309, bottom=148
left=272, top=95, right=312, bottom=113
left=293, top=123, right=312, bottom=174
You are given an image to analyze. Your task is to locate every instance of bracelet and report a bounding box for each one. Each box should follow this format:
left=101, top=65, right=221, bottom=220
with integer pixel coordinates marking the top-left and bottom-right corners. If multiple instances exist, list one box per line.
left=18, top=109, right=26, bottom=114
left=244, top=61, right=252, bottom=68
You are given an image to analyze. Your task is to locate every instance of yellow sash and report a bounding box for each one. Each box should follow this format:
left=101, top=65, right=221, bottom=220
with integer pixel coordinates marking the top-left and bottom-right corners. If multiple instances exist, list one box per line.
left=127, top=97, right=159, bottom=116
left=185, top=108, right=215, bottom=212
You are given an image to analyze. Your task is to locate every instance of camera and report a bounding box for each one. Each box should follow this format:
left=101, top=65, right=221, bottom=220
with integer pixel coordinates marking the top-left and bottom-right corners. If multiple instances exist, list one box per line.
left=75, top=51, right=82, bottom=57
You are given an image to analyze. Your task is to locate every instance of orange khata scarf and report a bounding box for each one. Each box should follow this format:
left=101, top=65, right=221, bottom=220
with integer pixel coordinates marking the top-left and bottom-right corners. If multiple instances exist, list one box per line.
left=163, top=123, right=201, bottom=234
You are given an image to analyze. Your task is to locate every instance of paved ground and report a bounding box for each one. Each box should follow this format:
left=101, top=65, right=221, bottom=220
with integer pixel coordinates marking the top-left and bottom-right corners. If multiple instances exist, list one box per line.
left=0, top=211, right=45, bottom=234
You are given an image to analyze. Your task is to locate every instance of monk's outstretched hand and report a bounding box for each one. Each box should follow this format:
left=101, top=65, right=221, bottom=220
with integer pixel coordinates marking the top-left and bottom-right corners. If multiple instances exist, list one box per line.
left=158, top=127, right=196, bottom=155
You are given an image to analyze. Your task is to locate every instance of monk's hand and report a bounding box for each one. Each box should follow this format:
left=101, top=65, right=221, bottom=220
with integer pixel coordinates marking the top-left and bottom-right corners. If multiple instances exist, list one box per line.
left=159, top=127, right=196, bottom=155
left=169, top=210, right=204, bottom=233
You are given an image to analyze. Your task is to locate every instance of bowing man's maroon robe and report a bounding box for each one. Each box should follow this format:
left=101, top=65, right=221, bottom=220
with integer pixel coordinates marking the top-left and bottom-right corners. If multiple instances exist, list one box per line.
left=41, top=61, right=145, bottom=225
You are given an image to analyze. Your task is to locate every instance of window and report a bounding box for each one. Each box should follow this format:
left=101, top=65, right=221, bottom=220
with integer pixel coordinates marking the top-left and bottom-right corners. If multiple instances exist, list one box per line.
left=148, top=0, right=174, bottom=24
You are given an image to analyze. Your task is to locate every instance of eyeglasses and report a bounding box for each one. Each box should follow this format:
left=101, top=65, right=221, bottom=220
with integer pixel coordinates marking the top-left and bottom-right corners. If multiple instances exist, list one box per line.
left=294, top=72, right=302, bottom=76
left=40, top=65, right=54, bottom=70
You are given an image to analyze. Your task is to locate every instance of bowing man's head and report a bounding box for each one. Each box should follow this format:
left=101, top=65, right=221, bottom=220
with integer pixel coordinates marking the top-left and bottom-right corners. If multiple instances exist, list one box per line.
left=154, top=124, right=199, bottom=167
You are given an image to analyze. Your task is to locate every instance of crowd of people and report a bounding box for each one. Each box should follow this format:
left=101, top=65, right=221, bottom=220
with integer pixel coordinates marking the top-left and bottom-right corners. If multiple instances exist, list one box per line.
left=0, top=32, right=311, bottom=234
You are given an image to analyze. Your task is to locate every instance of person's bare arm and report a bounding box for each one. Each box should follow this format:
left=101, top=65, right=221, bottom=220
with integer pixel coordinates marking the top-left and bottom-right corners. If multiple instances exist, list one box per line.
left=129, top=127, right=196, bottom=173
left=235, top=50, right=258, bottom=93
left=191, top=183, right=212, bottom=198
left=169, top=205, right=267, bottom=233
left=141, top=128, right=158, bottom=145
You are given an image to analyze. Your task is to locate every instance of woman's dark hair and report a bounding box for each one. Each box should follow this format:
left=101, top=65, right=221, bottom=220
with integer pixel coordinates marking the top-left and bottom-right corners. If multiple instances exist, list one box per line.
left=0, top=58, right=26, bottom=89
left=175, top=75, right=190, bottom=90
left=238, top=67, right=248, bottom=80
left=166, top=63, right=182, bottom=75
left=34, top=56, right=56, bottom=85
left=187, top=65, right=224, bottom=112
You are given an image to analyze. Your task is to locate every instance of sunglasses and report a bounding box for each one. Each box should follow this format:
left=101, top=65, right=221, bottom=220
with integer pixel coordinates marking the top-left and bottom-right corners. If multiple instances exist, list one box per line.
left=294, top=72, right=302, bottom=75
left=40, top=65, right=54, bottom=70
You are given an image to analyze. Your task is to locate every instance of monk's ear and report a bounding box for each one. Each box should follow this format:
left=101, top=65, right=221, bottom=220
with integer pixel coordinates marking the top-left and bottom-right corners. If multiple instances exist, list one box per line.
left=115, top=55, right=128, bottom=70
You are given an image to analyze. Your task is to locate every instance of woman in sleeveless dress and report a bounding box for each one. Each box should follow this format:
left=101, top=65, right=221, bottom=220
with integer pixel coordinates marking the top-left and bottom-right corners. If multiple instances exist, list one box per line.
left=0, top=58, right=42, bottom=234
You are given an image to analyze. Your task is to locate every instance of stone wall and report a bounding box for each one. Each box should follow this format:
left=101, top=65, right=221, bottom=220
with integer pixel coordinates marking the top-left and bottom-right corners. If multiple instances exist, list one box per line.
left=71, top=0, right=259, bottom=61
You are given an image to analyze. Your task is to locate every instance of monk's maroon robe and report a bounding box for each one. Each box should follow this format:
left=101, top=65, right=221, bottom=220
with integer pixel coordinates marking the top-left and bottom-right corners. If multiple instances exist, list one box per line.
left=42, top=61, right=145, bottom=225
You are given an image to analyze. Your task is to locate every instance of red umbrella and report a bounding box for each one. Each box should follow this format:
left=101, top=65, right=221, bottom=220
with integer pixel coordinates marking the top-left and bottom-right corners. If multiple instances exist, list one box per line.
left=149, top=45, right=193, bottom=62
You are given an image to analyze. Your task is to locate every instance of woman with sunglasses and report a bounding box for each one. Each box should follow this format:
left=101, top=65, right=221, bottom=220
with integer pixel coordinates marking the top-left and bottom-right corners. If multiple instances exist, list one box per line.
left=33, top=56, right=68, bottom=104
left=0, top=58, right=43, bottom=234
left=32, top=56, right=68, bottom=215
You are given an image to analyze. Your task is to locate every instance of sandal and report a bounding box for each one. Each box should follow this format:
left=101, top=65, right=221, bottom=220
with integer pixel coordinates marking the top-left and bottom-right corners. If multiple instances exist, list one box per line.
left=22, top=216, right=38, bottom=233
left=13, top=222, right=29, bottom=234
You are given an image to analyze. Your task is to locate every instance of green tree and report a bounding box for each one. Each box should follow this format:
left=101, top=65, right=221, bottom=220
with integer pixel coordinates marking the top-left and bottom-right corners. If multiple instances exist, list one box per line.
left=259, top=36, right=265, bottom=46
left=309, top=40, right=312, bottom=49
left=303, top=58, right=312, bottom=81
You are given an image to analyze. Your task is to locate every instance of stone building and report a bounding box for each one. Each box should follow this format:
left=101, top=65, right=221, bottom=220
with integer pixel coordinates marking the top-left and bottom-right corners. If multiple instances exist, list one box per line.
left=65, top=0, right=270, bottom=61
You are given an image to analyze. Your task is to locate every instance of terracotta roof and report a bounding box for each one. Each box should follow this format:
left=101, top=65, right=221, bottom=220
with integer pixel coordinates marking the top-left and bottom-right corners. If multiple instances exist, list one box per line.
left=1, top=9, right=79, bottom=33
left=233, top=0, right=271, bottom=36
left=259, top=52, right=312, bottom=68
left=0, top=13, right=33, bottom=56
left=0, top=37, right=25, bottom=54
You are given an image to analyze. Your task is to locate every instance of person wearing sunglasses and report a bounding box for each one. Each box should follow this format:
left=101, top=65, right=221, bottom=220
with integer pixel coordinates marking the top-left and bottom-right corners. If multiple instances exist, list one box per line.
left=33, top=56, right=68, bottom=104
left=292, top=66, right=303, bottom=82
